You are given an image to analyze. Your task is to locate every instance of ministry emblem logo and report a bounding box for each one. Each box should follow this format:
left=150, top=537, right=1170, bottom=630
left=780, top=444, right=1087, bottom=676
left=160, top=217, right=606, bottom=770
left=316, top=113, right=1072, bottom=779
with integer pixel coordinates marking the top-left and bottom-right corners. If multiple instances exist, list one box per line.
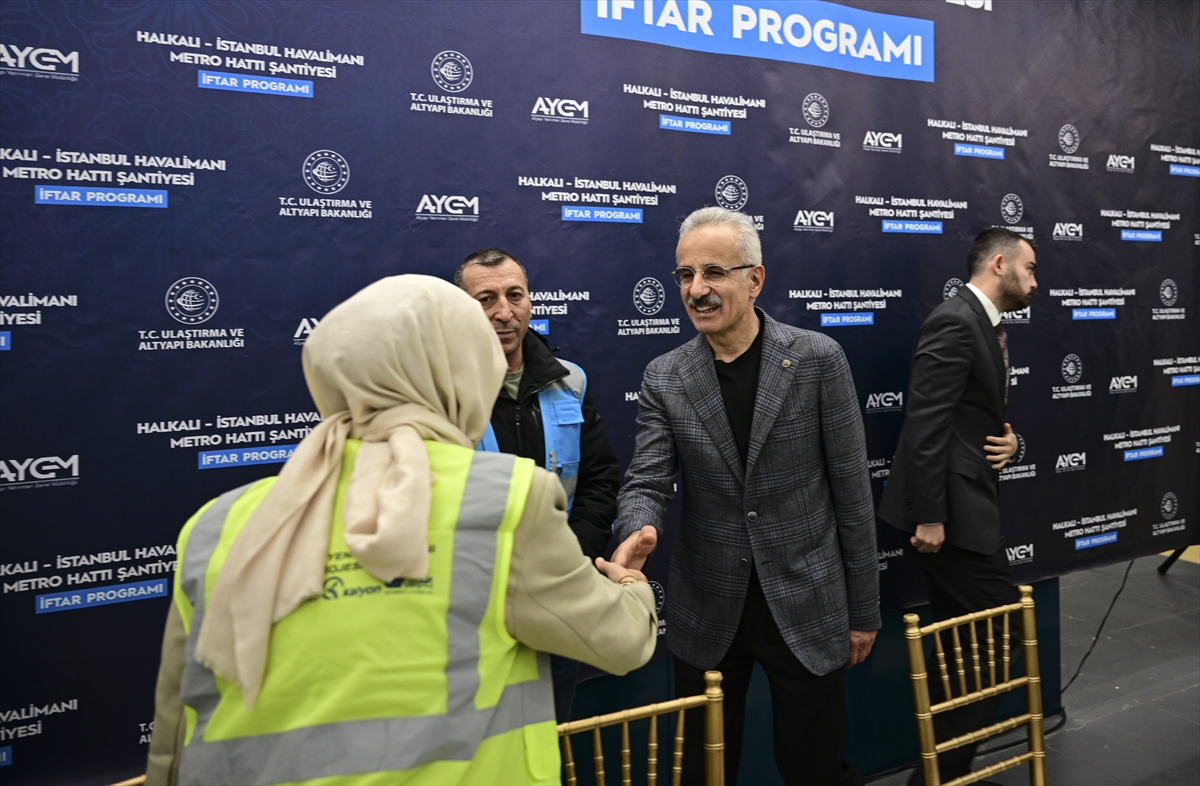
left=1161, top=492, right=1178, bottom=520
left=1160, top=279, right=1178, bottom=307
left=431, top=50, right=473, bottom=92
left=649, top=581, right=666, bottom=614
left=801, top=93, right=829, bottom=128
left=943, top=278, right=964, bottom=300
left=302, top=150, right=350, bottom=195
left=1000, top=193, right=1024, bottom=225
left=1058, top=124, right=1080, bottom=154
left=1011, top=433, right=1026, bottom=464
left=165, top=278, right=219, bottom=325
left=633, top=277, right=666, bottom=316
left=1061, top=353, right=1083, bottom=384
left=715, top=175, right=748, bottom=211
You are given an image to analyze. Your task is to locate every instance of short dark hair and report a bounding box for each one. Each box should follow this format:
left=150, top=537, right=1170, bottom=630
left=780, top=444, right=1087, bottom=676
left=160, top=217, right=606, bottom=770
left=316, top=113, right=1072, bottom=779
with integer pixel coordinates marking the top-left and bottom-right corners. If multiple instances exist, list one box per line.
left=454, top=248, right=527, bottom=288
left=967, top=227, right=1036, bottom=278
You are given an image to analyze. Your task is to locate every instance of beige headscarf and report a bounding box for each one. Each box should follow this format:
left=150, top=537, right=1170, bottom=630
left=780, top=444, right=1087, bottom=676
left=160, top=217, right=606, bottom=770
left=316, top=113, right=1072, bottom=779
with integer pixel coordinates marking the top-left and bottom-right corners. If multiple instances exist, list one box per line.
left=194, top=275, right=505, bottom=708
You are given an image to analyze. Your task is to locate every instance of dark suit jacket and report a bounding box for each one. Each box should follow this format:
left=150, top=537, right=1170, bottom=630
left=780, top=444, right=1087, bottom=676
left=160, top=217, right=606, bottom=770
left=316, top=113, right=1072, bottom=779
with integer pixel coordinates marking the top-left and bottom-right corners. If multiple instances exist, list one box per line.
left=616, top=311, right=880, bottom=676
left=878, top=288, right=1007, bottom=555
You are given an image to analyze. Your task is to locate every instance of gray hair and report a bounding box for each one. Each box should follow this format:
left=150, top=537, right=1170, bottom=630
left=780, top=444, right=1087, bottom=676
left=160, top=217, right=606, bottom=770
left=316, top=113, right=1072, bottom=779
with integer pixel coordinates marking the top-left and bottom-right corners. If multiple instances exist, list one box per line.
left=678, top=207, right=762, bottom=269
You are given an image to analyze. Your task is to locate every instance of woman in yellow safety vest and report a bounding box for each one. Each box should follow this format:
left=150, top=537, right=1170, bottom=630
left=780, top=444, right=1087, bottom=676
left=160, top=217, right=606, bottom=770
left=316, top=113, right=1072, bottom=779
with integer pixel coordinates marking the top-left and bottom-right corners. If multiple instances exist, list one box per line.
left=145, top=275, right=658, bottom=786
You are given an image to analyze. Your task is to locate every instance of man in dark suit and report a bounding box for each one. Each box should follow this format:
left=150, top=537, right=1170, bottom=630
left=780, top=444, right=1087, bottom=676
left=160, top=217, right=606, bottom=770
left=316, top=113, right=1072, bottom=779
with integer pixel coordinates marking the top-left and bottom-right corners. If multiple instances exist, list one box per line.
left=879, top=226, right=1037, bottom=782
left=612, top=207, right=880, bottom=786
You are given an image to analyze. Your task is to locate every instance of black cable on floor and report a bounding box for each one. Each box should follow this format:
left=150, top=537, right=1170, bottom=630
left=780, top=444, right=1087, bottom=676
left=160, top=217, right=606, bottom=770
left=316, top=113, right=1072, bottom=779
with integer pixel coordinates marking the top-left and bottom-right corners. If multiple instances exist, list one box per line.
left=1059, top=558, right=1134, bottom=696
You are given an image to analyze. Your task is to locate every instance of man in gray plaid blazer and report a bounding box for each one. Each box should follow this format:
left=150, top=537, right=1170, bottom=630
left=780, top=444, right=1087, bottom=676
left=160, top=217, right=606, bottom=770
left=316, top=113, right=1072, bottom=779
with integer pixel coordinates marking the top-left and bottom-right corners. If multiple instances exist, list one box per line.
left=613, top=207, right=880, bottom=786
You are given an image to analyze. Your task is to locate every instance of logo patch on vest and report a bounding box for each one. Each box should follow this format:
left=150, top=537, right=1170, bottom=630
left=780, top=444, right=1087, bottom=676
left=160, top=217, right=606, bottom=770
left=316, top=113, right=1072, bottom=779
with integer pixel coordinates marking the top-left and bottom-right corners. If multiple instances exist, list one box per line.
left=324, top=551, right=435, bottom=598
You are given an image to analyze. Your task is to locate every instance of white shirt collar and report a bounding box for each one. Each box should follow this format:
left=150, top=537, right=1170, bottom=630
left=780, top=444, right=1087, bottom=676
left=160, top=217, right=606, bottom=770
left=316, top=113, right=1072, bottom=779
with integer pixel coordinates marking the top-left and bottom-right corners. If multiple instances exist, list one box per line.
left=965, top=282, right=1001, bottom=327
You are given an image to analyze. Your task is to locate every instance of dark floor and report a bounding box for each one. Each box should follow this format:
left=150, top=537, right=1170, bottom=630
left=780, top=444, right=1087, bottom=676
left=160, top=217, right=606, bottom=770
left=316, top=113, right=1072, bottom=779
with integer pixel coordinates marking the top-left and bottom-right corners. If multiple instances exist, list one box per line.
left=873, top=555, right=1200, bottom=786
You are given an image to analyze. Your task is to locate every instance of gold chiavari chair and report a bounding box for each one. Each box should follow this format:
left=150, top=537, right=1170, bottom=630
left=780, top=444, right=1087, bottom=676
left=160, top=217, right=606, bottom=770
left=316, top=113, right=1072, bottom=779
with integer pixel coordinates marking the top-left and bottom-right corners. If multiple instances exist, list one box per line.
left=557, top=670, right=725, bottom=786
left=903, top=584, right=1047, bottom=786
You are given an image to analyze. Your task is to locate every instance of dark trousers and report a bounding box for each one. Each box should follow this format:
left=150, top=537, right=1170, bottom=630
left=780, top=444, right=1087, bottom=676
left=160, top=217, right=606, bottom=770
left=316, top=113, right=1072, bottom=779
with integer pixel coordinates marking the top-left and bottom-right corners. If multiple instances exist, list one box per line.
left=675, top=567, right=861, bottom=786
left=550, top=654, right=580, bottom=724
left=911, top=543, right=1019, bottom=784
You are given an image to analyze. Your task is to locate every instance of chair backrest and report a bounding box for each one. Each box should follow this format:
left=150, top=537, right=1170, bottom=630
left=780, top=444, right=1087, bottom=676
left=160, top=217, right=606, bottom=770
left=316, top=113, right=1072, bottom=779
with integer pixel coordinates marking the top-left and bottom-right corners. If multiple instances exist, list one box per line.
left=557, top=670, right=724, bottom=786
left=903, top=584, right=1046, bottom=786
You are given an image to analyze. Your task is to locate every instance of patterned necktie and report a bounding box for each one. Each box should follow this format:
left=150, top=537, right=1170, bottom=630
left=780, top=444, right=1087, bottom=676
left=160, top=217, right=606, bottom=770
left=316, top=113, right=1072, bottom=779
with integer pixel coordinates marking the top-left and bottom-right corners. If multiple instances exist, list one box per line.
left=995, top=322, right=1009, bottom=405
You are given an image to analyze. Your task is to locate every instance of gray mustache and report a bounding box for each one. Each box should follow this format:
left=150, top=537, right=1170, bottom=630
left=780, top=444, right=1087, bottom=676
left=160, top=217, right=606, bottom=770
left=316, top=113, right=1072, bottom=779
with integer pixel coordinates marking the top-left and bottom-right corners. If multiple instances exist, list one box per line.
left=688, top=294, right=722, bottom=309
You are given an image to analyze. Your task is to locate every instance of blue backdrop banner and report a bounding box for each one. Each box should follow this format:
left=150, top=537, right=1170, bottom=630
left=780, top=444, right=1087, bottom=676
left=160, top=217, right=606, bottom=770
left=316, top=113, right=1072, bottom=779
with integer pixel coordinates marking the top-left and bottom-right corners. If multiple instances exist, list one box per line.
left=1, top=1, right=1196, bottom=782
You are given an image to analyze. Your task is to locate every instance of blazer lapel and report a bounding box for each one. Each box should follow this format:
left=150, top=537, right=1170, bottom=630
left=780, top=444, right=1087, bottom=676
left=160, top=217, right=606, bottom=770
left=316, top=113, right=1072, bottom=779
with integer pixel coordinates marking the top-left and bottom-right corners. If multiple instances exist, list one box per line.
left=959, top=288, right=1006, bottom=404
left=745, top=315, right=798, bottom=479
left=678, top=336, right=745, bottom=485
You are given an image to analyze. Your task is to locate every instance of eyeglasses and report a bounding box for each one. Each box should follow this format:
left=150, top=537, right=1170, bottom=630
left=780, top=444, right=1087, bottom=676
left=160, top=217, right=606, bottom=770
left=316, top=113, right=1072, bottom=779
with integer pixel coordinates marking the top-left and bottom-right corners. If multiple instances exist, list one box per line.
left=671, top=264, right=757, bottom=288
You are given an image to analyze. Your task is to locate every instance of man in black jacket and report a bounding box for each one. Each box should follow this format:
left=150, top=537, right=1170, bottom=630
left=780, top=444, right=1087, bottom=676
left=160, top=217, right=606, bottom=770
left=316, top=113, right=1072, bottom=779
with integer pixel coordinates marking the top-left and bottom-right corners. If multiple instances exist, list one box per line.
left=456, top=248, right=621, bottom=722
left=880, top=227, right=1037, bottom=783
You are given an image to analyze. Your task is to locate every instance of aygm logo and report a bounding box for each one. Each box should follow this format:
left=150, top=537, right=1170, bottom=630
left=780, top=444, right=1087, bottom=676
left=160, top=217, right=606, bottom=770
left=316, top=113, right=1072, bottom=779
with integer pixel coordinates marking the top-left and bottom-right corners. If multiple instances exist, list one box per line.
left=1061, top=353, right=1083, bottom=383
left=294, top=317, right=319, bottom=345
left=1109, top=375, right=1137, bottom=394
left=1161, top=491, right=1178, bottom=520
left=1052, top=222, right=1083, bottom=241
left=793, top=210, right=834, bottom=232
left=1000, top=193, right=1024, bottom=224
left=1006, top=543, right=1034, bottom=565
left=1001, top=306, right=1030, bottom=324
left=862, top=131, right=902, bottom=153
left=0, top=44, right=79, bottom=74
left=431, top=50, right=472, bottom=92
left=633, top=277, right=666, bottom=316
left=165, top=278, right=219, bottom=325
left=1159, top=279, right=1178, bottom=307
left=415, top=194, right=479, bottom=222
left=0, top=455, right=79, bottom=487
left=715, top=175, right=748, bottom=210
left=302, top=150, right=350, bottom=195
left=1055, top=452, right=1086, bottom=473
left=1058, top=124, right=1080, bottom=154
left=942, top=278, right=964, bottom=300
left=865, top=392, right=903, bottom=412
left=801, top=93, right=829, bottom=127
left=531, top=97, right=589, bottom=124
left=1106, top=154, right=1135, bottom=173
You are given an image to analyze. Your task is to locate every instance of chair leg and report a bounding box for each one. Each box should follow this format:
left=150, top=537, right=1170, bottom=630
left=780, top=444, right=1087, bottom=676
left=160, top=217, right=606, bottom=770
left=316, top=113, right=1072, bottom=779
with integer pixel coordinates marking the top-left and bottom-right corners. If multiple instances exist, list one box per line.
left=1157, top=548, right=1185, bottom=575
left=703, top=671, right=725, bottom=786
left=905, top=613, right=941, bottom=786
left=1019, top=586, right=1046, bottom=786
left=562, top=735, right=578, bottom=786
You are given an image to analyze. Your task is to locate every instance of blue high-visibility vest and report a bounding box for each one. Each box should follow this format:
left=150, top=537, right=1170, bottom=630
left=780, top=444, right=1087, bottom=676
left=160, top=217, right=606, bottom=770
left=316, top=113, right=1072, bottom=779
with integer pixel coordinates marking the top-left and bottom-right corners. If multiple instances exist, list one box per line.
left=479, top=360, right=586, bottom=513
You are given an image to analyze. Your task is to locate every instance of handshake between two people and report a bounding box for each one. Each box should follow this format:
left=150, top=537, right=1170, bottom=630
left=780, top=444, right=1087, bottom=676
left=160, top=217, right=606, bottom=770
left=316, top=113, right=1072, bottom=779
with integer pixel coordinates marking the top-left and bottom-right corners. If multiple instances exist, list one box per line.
left=604, top=524, right=877, bottom=668
left=910, top=422, right=1018, bottom=556
left=594, top=524, right=658, bottom=586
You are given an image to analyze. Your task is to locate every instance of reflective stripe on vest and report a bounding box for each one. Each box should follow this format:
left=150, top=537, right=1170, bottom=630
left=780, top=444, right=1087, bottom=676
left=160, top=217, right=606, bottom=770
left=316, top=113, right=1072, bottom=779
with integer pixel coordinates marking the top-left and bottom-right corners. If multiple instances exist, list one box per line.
left=174, top=444, right=556, bottom=785
left=176, top=482, right=254, bottom=755
left=478, top=359, right=586, bottom=513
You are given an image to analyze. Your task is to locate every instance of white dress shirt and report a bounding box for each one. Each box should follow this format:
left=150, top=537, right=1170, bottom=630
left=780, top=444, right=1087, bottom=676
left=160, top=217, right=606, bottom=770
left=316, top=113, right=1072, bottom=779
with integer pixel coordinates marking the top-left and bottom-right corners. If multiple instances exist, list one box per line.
left=965, top=282, right=1001, bottom=327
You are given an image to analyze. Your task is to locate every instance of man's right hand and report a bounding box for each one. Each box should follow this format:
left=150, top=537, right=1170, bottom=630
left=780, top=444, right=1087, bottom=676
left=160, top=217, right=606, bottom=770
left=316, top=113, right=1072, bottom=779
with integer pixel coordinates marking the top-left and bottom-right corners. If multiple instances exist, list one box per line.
left=911, top=523, right=945, bottom=553
left=611, top=525, right=658, bottom=571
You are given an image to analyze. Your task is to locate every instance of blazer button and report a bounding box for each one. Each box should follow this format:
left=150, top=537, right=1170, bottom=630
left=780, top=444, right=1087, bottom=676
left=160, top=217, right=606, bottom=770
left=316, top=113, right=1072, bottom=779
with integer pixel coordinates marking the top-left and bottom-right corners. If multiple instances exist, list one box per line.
left=747, top=511, right=758, bottom=522
left=739, top=558, right=750, bottom=568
